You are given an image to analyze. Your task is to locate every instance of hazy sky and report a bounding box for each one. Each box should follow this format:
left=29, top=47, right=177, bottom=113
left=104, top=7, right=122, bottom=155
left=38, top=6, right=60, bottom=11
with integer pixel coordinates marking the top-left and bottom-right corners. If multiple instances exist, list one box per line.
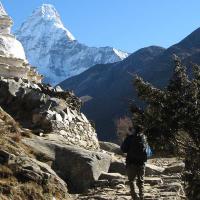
left=2, top=0, right=200, bottom=53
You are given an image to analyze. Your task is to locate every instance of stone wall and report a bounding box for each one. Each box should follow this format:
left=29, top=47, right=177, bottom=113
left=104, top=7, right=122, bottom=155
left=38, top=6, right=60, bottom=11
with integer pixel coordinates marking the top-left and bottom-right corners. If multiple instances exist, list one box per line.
left=0, top=76, right=99, bottom=150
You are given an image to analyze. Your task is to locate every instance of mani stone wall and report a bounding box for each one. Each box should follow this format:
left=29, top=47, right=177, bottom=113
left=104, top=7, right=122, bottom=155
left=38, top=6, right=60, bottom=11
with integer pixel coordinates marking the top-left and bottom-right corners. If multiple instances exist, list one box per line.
left=0, top=76, right=99, bottom=150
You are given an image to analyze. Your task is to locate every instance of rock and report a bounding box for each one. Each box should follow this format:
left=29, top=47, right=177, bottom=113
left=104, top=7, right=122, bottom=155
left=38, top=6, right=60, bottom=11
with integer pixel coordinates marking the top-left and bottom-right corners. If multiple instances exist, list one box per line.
left=99, top=172, right=126, bottom=182
left=7, top=80, right=21, bottom=96
left=54, top=85, right=63, bottom=92
left=94, top=180, right=110, bottom=187
left=32, top=113, right=42, bottom=124
left=99, top=141, right=123, bottom=155
left=24, top=90, right=47, bottom=106
left=109, top=159, right=165, bottom=177
left=145, top=163, right=165, bottom=176
left=55, top=113, right=63, bottom=122
left=75, top=157, right=186, bottom=200
left=0, top=150, right=12, bottom=164
left=144, top=177, right=163, bottom=185
left=14, top=156, right=72, bottom=199
left=164, top=162, right=185, bottom=174
left=110, top=179, right=126, bottom=187
left=0, top=144, right=71, bottom=199
left=22, top=137, right=111, bottom=193
left=109, top=159, right=126, bottom=175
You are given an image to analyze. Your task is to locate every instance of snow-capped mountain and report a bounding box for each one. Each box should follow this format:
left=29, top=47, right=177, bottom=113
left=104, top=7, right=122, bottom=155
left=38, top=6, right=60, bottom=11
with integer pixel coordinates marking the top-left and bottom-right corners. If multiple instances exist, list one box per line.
left=16, top=4, right=129, bottom=85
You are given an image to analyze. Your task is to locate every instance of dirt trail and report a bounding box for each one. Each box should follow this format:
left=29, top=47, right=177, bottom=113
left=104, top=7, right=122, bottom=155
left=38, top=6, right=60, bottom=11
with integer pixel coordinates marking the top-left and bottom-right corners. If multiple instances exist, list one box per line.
left=74, top=158, right=186, bottom=200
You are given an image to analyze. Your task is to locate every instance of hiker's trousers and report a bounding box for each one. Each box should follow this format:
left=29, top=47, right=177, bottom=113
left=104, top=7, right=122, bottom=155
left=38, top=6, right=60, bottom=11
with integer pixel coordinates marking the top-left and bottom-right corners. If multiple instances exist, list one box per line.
left=127, top=163, right=145, bottom=199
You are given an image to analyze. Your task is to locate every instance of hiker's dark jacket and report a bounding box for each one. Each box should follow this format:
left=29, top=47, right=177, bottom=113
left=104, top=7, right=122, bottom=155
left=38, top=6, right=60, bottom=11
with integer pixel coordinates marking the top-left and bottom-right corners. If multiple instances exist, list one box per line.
left=121, top=133, right=147, bottom=166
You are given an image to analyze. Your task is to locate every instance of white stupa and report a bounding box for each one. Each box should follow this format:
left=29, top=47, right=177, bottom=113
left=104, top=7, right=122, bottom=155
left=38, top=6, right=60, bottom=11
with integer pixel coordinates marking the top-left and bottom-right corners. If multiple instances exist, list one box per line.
left=0, top=2, right=42, bottom=83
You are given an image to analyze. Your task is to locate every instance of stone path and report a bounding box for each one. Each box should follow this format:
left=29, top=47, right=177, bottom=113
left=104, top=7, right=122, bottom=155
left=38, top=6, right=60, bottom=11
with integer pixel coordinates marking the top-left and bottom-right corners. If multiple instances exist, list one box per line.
left=74, top=158, right=186, bottom=200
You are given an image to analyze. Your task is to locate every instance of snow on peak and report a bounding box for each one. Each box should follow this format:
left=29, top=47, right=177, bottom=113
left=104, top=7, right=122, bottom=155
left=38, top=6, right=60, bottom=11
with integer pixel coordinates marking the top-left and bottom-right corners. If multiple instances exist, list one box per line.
left=113, top=48, right=129, bottom=60
left=33, top=4, right=62, bottom=23
left=35, top=4, right=75, bottom=41
left=16, top=4, right=129, bottom=85
left=0, top=2, right=7, bottom=16
left=16, top=4, right=75, bottom=42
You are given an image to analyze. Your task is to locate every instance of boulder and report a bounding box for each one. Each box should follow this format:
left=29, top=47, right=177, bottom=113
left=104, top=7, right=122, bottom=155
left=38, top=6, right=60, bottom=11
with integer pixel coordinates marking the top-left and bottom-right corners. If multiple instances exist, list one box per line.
left=99, top=141, right=123, bottom=155
left=109, top=159, right=126, bottom=175
left=109, top=158, right=167, bottom=177
left=0, top=150, right=71, bottom=199
left=23, top=137, right=111, bottom=193
left=145, top=163, right=165, bottom=176
left=164, top=162, right=185, bottom=174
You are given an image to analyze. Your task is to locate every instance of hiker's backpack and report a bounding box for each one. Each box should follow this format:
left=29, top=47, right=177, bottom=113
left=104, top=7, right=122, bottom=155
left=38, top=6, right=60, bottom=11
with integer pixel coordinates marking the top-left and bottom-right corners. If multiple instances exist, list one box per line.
left=146, top=144, right=153, bottom=158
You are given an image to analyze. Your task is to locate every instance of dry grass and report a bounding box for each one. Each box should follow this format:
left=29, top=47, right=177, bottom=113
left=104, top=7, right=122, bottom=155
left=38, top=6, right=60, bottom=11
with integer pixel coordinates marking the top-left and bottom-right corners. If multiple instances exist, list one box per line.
left=9, top=132, right=22, bottom=143
left=0, top=166, right=13, bottom=178
left=0, top=107, right=21, bottom=134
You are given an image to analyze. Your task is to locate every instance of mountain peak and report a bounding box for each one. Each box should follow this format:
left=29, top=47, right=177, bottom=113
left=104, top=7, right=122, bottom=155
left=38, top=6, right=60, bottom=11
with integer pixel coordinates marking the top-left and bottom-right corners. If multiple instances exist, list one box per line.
left=16, top=4, right=128, bottom=85
left=16, top=4, right=75, bottom=41
left=34, top=4, right=60, bottom=21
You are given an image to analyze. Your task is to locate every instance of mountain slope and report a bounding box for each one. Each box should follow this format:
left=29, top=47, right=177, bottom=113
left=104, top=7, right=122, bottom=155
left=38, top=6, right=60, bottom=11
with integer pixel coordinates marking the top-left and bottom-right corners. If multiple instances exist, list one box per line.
left=59, top=46, right=165, bottom=140
left=60, top=27, right=200, bottom=141
left=16, top=4, right=128, bottom=85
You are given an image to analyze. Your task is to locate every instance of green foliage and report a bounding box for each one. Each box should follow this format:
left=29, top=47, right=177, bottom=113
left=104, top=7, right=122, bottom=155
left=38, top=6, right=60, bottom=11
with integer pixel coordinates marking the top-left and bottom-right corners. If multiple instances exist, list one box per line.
left=132, top=56, right=200, bottom=199
left=132, top=56, right=200, bottom=152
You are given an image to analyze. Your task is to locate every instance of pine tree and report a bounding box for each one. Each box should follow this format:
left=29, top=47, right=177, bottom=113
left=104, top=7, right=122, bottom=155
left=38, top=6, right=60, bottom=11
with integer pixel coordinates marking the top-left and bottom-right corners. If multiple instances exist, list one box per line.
left=132, top=56, right=200, bottom=199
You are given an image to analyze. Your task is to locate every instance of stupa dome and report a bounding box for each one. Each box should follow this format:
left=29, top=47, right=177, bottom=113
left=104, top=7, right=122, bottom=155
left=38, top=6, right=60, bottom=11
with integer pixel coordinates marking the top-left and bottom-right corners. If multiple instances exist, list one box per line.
left=0, top=1, right=42, bottom=83
left=0, top=2, right=26, bottom=60
left=0, top=35, right=26, bottom=60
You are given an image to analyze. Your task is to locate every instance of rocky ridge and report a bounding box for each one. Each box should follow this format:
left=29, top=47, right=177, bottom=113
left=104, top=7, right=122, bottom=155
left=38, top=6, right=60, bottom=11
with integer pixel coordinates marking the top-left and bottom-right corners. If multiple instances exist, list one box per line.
left=59, top=46, right=165, bottom=140
left=0, top=107, right=72, bottom=200
left=60, top=27, right=200, bottom=140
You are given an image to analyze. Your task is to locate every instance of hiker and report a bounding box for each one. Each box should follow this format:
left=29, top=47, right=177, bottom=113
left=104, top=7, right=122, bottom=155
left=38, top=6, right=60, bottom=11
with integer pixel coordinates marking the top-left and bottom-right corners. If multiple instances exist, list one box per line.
left=121, top=125, right=148, bottom=200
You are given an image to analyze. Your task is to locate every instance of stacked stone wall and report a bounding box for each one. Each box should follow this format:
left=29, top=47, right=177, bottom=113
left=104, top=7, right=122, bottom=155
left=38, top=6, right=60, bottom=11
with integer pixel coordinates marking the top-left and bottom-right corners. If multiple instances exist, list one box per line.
left=0, top=77, right=99, bottom=150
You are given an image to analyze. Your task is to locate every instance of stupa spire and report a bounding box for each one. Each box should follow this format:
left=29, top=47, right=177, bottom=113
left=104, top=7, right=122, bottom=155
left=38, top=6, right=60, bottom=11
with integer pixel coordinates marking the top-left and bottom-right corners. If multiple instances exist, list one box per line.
left=0, top=2, right=7, bottom=16
left=0, top=1, right=13, bottom=34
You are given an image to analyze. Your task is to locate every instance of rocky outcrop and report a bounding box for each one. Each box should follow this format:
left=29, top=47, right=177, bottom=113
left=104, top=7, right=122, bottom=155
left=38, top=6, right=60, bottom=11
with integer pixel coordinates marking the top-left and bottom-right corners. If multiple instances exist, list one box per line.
left=22, top=136, right=111, bottom=193
left=99, top=141, right=123, bottom=155
left=0, top=106, right=72, bottom=200
left=0, top=77, right=99, bottom=150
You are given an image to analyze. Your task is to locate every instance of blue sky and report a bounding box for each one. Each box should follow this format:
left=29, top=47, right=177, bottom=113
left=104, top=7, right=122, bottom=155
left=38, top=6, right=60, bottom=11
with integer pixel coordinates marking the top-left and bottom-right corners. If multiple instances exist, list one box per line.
left=2, top=0, right=200, bottom=53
